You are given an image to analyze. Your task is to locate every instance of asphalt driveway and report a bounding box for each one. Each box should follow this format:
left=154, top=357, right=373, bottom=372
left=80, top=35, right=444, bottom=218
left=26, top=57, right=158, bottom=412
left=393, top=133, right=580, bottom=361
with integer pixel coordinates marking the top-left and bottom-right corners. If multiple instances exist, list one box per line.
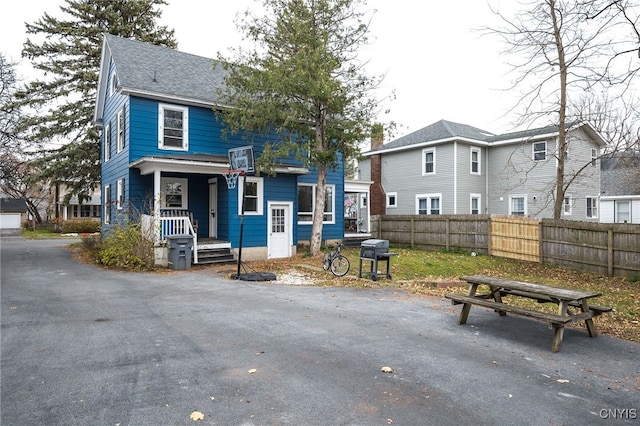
left=1, top=237, right=638, bottom=425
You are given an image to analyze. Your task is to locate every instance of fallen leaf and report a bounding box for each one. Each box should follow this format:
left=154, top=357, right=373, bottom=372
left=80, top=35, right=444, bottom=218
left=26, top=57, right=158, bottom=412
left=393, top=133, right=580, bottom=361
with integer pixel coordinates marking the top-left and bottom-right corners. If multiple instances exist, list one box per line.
left=248, top=368, right=257, bottom=374
left=381, top=366, right=394, bottom=373
left=190, top=411, right=204, bottom=421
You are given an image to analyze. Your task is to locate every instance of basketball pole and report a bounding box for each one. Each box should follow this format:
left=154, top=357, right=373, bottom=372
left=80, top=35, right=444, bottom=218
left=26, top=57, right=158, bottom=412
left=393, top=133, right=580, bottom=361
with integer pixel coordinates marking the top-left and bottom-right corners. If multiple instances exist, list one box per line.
left=236, top=171, right=246, bottom=278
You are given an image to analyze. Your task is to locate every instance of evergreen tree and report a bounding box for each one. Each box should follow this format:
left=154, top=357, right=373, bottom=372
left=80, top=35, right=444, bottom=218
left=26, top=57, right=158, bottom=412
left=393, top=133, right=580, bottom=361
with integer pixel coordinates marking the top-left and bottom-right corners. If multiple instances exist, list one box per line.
left=218, top=0, right=382, bottom=255
left=13, top=0, right=176, bottom=202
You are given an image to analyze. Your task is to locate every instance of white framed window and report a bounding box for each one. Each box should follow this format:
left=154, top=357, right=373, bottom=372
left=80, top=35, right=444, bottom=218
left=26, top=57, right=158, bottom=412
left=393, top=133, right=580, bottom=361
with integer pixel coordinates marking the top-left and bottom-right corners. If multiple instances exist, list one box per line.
left=563, top=195, right=572, bottom=216
left=509, top=195, right=527, bottom=216
left=238, top=176, right=263, bottom=215
left=416, top=193, right=441, bottom=215
left=470, top=147, right=481, bottom=175
left=533, top=141, right=546, bottom=161
left=615, top=201, right=630, bottom=223
left=103, top=184, right=111, bottom=224
left=116, top=178, right=125, bottom=210
left=161, top=177, right=188, bottom=209
left=109, top=73, right=117, bottom=96
left=116, top=108, right=125, bottom=153
left=360, top=194, right=367, bottom=209
left=104, top=122, right=111, bottom=162
left=586, top=197, right=598, bottom=218
left=422, top=148, right=436, bottom=175
left=386, top=192, right=397, bottom=208
left=72, top=205, right=100, bottom=218
left=591, top=148, right=598, bottom=166
left=159, top=104, right=189, bottom=150
left=470, top=193, right=481, bottom=214
left=297, top=184, right=335, bottom=224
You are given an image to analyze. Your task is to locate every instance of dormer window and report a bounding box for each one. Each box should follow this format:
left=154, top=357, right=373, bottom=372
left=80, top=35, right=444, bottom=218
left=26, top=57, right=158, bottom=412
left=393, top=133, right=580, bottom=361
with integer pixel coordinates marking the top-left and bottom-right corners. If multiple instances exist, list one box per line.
left=159, top=104, right=189, bottom=150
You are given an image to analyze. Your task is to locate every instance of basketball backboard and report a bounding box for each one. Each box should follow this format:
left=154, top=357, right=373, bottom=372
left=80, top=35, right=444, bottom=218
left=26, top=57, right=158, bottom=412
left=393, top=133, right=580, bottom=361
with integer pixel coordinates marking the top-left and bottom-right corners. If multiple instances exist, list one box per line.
left=228, top=146, right=255, bottom=173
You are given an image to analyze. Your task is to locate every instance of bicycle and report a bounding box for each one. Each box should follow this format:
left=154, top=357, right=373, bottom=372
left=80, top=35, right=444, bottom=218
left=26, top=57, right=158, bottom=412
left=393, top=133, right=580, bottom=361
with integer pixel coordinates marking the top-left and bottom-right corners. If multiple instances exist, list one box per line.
left=322, top=243, right=350, bottom=277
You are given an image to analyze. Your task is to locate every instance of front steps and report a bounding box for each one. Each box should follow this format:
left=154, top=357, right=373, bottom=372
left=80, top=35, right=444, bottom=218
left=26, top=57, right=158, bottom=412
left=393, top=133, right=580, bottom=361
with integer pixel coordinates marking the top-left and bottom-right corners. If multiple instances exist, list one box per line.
left=196, top=247, right=235, bottom=265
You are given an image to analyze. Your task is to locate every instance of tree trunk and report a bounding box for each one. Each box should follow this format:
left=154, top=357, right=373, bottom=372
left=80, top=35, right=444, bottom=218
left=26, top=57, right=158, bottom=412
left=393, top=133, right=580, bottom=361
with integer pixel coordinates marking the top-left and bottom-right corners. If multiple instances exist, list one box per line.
left=310, top=165, right=327, bottom=256
left=551, top=0, right=567, bottom=220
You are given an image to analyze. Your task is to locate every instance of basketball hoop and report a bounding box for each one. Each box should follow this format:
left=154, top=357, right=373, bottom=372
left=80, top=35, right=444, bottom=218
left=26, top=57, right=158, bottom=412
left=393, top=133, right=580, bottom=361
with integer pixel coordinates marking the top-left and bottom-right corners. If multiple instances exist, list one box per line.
left=222, top=169, right=243, bottom=189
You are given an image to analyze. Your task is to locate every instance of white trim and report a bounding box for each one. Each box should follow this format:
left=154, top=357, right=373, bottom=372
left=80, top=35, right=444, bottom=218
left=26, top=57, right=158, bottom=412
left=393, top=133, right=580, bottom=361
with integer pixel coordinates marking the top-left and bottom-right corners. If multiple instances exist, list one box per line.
left=533, top=141, right=546, bottom=161
left=238, top=176, right=264, bottom=215
left=116, top=108, right=125, bottom=153
left=116, top=178, right=125, bottom=210
left=422, top=147, right=436, bottom=175
left=470, top=146, right=481, bottom=175
left=470, top=193, right=481, bottom=214
left=586, top=196, right=598, bottom=219
left=103, top=122, right=111, bottom=162
left=103, top=184, right=111, bottom=224
left=386, top=192, right=398, bottom=208
left=158, top=103, right=189, bottom=151
left=563, top=194, right=572, bottom=216
left=415, top=193, right=442, bottom=215
left=297, top=183, right=335, bottom=224
left=509, top=194, right=527, bottom=216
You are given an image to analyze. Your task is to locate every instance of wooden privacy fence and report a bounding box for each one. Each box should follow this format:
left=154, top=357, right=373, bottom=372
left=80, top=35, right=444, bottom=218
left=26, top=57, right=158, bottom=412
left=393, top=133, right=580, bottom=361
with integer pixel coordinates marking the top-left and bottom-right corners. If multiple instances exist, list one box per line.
left=370, top=215, right=640, bottom=278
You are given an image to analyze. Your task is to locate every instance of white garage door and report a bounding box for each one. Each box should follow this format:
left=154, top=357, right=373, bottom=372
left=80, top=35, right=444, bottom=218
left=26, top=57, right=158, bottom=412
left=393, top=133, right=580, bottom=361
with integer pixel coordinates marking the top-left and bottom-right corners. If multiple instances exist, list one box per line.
left=0, top=213, right=21, bottom=229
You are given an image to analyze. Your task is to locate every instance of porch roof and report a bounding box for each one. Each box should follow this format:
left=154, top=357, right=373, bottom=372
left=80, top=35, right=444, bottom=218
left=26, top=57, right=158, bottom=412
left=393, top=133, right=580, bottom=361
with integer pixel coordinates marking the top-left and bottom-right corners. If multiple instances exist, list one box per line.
left=130, top=153, right=310, bottom=176
left=130, top=154, right=230, bottom=175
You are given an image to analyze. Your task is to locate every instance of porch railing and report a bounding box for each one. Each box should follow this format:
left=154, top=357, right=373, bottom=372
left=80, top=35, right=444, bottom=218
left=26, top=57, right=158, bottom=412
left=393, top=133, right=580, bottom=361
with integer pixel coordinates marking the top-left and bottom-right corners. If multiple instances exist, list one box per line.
left=141, top=214, right=198, bottom=264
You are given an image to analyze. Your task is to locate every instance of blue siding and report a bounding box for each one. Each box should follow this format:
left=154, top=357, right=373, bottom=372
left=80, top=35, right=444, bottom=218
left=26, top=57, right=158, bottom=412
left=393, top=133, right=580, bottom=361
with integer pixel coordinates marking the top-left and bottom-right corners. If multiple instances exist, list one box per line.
left=100, top=86, right=346, bottom=249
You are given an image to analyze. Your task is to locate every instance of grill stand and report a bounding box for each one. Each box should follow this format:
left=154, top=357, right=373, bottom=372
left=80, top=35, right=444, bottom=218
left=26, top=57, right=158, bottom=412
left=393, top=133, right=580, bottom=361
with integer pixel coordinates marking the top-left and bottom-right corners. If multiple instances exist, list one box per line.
left=358, top=253, right=396, bottom=281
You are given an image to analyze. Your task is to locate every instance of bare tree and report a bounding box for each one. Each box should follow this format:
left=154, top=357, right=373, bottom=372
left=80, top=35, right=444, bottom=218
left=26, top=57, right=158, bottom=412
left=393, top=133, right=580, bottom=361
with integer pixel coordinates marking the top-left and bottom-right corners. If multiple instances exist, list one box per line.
left=487, top=0, right=638, bottom=218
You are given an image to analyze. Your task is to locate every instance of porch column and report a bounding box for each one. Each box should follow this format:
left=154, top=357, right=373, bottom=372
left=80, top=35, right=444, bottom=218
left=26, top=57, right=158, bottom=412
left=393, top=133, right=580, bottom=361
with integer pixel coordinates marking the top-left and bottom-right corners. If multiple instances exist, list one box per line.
left=154, top=170, right=161, bottom=217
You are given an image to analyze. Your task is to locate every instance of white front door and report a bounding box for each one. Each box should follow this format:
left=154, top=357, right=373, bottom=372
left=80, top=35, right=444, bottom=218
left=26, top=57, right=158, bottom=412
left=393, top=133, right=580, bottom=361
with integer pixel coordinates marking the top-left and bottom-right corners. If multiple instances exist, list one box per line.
left=208, top=180, right=218, bottom=238
left=268, top=202, right=292, bottom=259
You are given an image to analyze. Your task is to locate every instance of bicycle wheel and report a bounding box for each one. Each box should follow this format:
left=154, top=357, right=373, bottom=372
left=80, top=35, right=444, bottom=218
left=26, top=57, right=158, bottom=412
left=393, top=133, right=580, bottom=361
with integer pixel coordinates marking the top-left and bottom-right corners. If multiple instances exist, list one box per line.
left=322, top=252, right=332, bottom=271
left=330, top=255, right=350, bottom=277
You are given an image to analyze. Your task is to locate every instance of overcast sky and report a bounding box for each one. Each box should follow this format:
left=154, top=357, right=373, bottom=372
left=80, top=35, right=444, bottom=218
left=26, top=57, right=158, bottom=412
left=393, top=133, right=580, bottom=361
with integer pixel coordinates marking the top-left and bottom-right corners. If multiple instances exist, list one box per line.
left=1, top=0, right=518, bottom=138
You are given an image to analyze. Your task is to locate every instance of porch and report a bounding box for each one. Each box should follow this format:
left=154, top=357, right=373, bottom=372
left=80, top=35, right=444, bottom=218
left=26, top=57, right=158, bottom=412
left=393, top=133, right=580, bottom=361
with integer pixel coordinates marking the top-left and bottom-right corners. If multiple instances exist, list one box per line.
left=141, top=214, right=234, bottom=266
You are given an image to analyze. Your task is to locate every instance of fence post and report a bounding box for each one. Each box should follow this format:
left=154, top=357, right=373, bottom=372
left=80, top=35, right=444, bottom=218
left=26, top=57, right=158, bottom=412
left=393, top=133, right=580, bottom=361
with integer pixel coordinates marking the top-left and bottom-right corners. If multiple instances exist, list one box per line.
left=538, top=221, right=544, bottom=264
left=487, top=216, right=492, bottom=256
left=608, top=229, right=614, bottom=277
left=445, top=218, right=450, bottom=251
left=409, top=217, right=414, bottom=248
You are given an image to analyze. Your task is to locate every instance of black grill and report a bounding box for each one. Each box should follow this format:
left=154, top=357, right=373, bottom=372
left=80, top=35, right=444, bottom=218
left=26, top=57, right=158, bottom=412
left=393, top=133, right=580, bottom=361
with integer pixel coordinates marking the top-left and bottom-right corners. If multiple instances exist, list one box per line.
left=358, top=239, right=396, bottom=281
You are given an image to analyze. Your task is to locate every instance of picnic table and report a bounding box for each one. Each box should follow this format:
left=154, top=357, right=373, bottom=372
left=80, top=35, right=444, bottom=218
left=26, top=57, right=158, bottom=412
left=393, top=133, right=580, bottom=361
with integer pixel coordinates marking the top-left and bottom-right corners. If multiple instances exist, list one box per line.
left=445, top=275, right=612, bottom=352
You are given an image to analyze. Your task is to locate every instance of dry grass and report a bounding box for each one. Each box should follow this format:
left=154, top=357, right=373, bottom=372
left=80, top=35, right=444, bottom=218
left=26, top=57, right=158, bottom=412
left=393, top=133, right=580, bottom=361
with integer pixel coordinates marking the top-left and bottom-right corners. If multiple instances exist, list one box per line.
left=207, top=246, right=640, bottom=343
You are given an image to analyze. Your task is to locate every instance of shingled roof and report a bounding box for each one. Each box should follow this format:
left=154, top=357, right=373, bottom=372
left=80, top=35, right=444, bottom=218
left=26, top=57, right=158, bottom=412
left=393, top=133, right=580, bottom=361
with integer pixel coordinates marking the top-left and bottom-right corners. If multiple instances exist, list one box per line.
left=365, top=120, right=606, bottom=155
left=95, top=34, right=228, bottom=124
left=0, top=198, right=28, bottom=212
left=369, top=120, right=495, bottom=152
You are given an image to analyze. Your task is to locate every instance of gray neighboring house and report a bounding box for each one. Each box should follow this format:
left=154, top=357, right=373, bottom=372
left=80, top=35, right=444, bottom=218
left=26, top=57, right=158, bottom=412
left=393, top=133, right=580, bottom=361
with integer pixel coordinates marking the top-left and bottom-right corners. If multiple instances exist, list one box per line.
left=600, top=151, right=640, bottom=223
left=357, top=119, right=605, bottom=221
left=0, top=198, right=28, bottom=236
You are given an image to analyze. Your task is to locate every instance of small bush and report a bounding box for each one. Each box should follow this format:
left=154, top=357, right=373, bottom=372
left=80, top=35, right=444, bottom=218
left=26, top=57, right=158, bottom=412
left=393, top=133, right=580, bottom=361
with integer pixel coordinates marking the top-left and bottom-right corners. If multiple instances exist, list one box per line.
left=99, top=223, right=154, bottom=270
left=62, top=220, right=101, bottom=234
left=81, top=235, right=103, bottom=263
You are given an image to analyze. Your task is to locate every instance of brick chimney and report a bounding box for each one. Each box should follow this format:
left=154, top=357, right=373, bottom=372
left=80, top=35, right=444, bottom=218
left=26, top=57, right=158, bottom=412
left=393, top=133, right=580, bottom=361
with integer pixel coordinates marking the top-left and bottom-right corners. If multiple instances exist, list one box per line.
left=369, top=124, right=386, bottom=216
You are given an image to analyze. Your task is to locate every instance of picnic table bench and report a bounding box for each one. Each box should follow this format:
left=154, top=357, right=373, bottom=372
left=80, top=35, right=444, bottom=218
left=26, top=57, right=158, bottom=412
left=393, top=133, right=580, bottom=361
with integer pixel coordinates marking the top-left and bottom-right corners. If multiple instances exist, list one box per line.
left=445, top=275, right=612, bottom=352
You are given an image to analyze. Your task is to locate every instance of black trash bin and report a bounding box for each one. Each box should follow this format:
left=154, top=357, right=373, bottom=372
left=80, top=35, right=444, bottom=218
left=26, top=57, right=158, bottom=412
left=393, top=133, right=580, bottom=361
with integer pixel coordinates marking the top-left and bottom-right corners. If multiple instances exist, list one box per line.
left=167, top=235, right=193, bottom=270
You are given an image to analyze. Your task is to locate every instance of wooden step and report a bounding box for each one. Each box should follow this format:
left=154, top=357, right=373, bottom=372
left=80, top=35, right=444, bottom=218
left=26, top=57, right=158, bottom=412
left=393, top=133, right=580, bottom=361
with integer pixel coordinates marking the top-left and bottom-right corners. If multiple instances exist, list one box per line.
left=196, top=248, right=236, bottom=265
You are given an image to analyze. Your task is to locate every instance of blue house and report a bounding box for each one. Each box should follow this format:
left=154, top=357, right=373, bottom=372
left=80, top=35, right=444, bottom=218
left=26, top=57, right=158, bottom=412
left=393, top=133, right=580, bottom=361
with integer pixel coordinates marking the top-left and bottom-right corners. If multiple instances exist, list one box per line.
left=94, top=34, right=346, bottom=265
